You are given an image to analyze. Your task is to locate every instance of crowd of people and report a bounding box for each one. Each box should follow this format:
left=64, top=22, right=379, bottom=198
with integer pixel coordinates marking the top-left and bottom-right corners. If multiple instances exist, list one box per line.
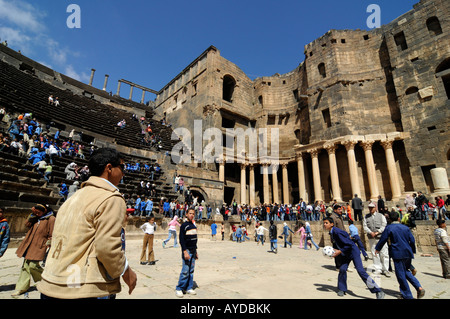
left=132, top=113, right=168, bottom=150
left=0, top=104, right=449, bottom=300
left=0, top=144, right=448, bottom=301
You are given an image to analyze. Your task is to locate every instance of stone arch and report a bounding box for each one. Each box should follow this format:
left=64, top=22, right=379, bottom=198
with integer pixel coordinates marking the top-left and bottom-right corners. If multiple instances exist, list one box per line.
left=222, top=74, right=236, bottom=102
left=426, top=16, right=443, bottom=36
left=188, top=186, right=209, bottom=204
left=318, top=63, right=326, bottom=78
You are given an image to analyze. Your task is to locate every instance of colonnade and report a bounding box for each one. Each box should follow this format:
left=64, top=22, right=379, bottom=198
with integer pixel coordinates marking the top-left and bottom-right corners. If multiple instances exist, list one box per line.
left=218, top=135, right=404, bottom=205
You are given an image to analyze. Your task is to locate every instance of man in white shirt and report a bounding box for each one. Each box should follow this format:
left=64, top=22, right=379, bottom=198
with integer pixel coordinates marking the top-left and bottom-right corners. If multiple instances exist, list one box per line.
left=363, top=202, right=390, bottom=277
left=140, top=217, right=157, bottom=265
left=434, top=219, right=450, bottom=279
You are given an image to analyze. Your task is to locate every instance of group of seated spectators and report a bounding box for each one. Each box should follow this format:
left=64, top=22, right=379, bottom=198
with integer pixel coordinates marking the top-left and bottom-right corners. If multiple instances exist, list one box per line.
left=0, top=107, right=95, bottom=182
left=48, top=95, right=60, bottom=106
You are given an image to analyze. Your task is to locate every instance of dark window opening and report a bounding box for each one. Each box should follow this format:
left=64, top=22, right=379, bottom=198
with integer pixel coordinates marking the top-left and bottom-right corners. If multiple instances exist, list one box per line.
left=331, top=39, right=337, bottom=44
left=221, top=117, right=235, bottom=129
left=293, top=89, right=300, bottom=102
left=363, top=35, right=369, bottom=40
left=258, top=95, right=263, bottom=106
left=405, top=87, right=418, bottom=95
left=442, top=75, right=450, bottom=99
left=223, top=75, right=236, bottom=102
left=322, top=108, right=331, bottom=128
left=436, top=58, right=450, bottom=99
left=318, top=63, right=326, bottom=78
left=411, top=57, right=419, bottom=63
left=427, top=126, right=436, bottom=131
left=426, top=16, right=443, bottom=36
left=19, top=63, right=35, bottom=74
left=341, top=39, right=346, bottom=44
left=394, top=31, right=408, bottom=51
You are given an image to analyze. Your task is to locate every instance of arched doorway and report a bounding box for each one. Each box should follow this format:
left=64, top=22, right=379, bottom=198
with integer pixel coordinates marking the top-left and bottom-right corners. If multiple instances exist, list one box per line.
left=222, top=75, right=236, bottom=102
left=188, top=187, right=208, bottom=205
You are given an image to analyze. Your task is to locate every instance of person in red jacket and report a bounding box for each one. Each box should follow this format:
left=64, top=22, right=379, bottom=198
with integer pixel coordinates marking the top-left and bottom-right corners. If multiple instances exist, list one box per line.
left=436, top=196, right=447, bottom=220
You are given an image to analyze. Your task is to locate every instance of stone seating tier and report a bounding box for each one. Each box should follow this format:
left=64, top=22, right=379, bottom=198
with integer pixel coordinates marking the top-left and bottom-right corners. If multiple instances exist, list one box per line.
left=0, top=60, right=177, bottom=152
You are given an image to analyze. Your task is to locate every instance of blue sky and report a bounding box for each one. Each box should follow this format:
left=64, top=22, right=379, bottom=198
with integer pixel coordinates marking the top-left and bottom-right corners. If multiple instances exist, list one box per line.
left=0, top=0, right=417, bottom=102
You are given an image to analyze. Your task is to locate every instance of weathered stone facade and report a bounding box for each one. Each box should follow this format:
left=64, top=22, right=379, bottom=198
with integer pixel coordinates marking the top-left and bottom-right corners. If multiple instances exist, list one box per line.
left=154, top=0, right=450, bottom=206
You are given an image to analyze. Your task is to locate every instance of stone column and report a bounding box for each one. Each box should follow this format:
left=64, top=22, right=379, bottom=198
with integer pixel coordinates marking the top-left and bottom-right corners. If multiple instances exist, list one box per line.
left=141, top=90, right=146, bottom=104
left=129, top=85, right=134, bottom=100
left=380, top=139, right=402, bottom=201
left=308, top=148, right=322, bottom=202
left=282, top=163, right=289, bottom=204
left=297, top=154, right=307, bottom=201
left=116, top=81, right=122, bottom=96
left=262, top=163, right=270, bottom=204
left=272, top=164, right=279, bottom=204
left=325, top=143, right=342, bottom=202
left=89, top=69, right=95, bottom=86
left=343, top=140, right=362, bottom=199
left=102, top=74, right=109, bottom=91
left=240, top=163, right=247, bottom=204
left=430, top=167, right=450, bottom=194
left=360, top=140, right=379, bottom=201
left=218, top=159, right=225, bottom=183
left=249, top=164, right=256, bottom=206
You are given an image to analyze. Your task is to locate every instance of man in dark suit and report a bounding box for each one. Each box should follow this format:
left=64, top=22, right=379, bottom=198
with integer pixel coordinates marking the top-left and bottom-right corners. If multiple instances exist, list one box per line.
left=323, top=217, right=385, bottom=299
left=375, top=211, right=425, bottom=299
left=351, top=194, right=363, bottom=221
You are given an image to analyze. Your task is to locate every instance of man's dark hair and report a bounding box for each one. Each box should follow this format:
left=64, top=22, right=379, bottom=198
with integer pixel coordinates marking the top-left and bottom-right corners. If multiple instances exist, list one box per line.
left=323, top=217, right=334, bottom=224
left=389, top=210, right=399, bottom=222
left=436, top=219, right=446, bottom=227
left=88, top=148, right=122, bottom=177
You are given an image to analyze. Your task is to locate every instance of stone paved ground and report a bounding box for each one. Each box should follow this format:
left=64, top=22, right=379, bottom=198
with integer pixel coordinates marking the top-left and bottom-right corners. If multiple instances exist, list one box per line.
left=0, top=237, right=448, bottom=300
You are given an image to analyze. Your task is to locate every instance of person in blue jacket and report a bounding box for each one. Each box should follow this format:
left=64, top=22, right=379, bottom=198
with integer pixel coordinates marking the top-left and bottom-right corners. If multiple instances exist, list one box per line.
left=375, top=211, right=425, bottom=299
left=144, top=197, right=153, bottom=217
left=282, top=222, right=294, bottom=248
left=163, top=199, right=171, bottom=217
left=134, top=196, right=142, bottom=216
left=59, top=183, right=68, bottom=201
left=323, top=217, right=385, bottom=299
left=0, top=207, right=10, bottom=258
left=235, top=225, right=243, bottom=243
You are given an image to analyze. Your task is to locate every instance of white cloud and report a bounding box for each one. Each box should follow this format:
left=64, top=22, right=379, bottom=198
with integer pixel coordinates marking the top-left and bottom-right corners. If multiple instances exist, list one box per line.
left=0, top=26, right=31, bottom=49
left=0, top=0, right=88, bottom=83
left=64, top=65, right=90, bottom=83
left=46, top=38, right=68, bottom=65
left=0, top=0, right=46, bottom=32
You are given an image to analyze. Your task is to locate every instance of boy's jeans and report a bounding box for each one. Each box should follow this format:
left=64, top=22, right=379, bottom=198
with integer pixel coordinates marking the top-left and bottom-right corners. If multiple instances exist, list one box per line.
left=176, top=249, right=196, bottom=292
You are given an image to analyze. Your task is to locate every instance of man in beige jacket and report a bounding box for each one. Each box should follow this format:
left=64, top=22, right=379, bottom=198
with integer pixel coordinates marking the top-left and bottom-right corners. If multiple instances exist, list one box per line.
left=38, top=148, right=137, bottom=299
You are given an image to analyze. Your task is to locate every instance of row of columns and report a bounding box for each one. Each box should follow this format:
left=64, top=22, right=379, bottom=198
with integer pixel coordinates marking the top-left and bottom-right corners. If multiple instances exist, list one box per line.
left=116, top=80, right=149, bottom=104
left=87, top=69, right=152, bottom=104
left=300, top=139, right=402, bottom=202
left=219, top=161, right=291, bottom=206
left=217, top=138, right=403, bottom=206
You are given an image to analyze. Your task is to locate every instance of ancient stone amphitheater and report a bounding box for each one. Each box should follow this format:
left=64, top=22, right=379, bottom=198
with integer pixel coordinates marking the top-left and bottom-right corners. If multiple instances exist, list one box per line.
left=0, top=0, right=448, bottom=252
